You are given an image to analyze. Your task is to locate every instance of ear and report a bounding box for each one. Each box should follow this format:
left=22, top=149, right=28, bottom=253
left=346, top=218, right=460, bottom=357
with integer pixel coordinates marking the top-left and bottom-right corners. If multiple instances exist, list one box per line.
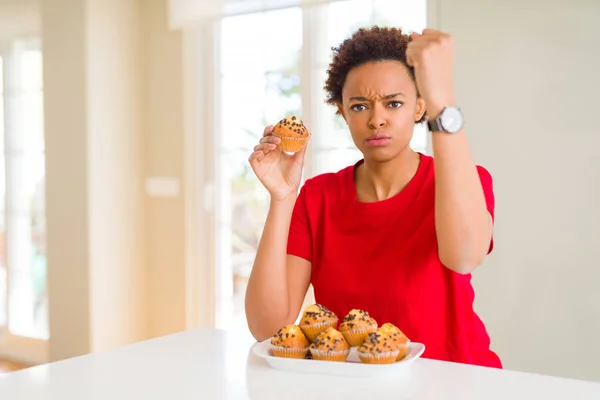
left=415, top=97, right=426, bottom=122
left=337, top=103, right=347, bottom=122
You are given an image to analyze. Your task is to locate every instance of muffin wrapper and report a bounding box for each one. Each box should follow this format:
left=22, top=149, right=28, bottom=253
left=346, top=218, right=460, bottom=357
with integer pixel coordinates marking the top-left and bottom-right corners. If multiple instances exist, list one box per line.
left=270, top=345, right=309, bottom=359
left=396, top=342, right=410, bottom=361
left=274, top=135, right=308, bottom=153
left=342, top=324, right=378, bottom=347
left=309, top=348, right=350, bottom=362
left=358, top=349, right=400, bottom=364
left=301, top=319, right=338, bottom=342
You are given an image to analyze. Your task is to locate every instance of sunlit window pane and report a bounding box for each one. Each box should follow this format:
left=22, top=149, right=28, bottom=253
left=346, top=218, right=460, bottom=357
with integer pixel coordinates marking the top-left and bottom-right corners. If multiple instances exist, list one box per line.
left=4, top=42, right=47, bottom=340
left=217, top=7, right=303, bottom=332
left=320, top=0, right=374, bottom=66
left=373, top=0, right=427, bottom=32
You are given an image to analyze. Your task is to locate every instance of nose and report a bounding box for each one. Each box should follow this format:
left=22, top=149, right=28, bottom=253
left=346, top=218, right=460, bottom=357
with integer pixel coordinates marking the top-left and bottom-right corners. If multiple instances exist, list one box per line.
left=368, top=105, right=386, bottom=130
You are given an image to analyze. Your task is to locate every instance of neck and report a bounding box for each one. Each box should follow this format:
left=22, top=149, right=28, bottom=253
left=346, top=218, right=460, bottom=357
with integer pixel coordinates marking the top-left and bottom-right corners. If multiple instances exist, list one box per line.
left=355, top=149, right=421, bottom=202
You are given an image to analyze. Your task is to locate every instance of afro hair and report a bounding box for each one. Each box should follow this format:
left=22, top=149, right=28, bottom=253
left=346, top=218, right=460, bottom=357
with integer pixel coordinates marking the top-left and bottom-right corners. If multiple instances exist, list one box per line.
left=324, top=26, right=424, bottom=122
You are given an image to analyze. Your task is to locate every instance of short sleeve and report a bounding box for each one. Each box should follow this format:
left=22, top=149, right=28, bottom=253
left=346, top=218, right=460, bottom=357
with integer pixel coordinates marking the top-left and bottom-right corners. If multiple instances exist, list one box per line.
left=287, top=184, right=312, bottom=262
left=477, top=165, right=495, bottom=254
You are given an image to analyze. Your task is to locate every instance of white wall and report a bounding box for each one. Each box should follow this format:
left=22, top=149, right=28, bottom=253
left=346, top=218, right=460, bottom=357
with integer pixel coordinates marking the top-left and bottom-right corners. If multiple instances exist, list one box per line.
left=85, top=0, right=145, bottom=353
left=436, top=0, right=600, bottom=381
left=43, top=0, right=146, bottom=360
left=0, top=0, right=39, bottom=45
left=41, top=0, right=189, bottom=362
left=140, top=0, right=187, bottom=339
left=43, top=0, right=92, bottom=361
left=2, top=0, right=188, bottom=363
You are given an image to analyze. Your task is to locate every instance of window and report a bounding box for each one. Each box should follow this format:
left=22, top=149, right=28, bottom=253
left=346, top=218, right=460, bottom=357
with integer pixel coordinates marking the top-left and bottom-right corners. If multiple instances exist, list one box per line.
left=0, top=39, right=47, bottom=343
left=215, top=7, right=304, bottom=330
left=211, top=0, right=427, bottom=332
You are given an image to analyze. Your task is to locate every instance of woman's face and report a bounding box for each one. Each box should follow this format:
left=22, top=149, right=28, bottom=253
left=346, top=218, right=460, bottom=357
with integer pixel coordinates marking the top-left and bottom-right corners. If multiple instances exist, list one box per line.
left=337, top=60, right=425, bottom=163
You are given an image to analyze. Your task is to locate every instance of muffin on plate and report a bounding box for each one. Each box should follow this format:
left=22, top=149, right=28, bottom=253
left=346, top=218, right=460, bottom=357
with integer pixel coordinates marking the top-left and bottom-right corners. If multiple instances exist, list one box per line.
left=271, top=116, right=309, bottom=153
left=378, top=322, right=410, bottom=361
left=357, top=331, right=399, bottom=364
left=299, top=304, right=339, bottom=342
left=338, top=309, right=378, bottom=347
left=309, top=327, right=351, bottom=362
left=270, top=324, right=310, bottom=359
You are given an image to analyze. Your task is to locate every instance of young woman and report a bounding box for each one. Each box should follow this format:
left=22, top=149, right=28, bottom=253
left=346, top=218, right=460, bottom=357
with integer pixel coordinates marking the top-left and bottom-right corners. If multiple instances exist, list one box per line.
left=245, top=26, right=501, bottom=368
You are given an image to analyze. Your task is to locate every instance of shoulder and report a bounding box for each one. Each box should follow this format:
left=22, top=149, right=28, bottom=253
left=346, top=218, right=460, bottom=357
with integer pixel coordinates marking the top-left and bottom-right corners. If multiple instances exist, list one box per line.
left=296, top=162, right=357, bottom=208
left=301, top=163, right=355, bottom=193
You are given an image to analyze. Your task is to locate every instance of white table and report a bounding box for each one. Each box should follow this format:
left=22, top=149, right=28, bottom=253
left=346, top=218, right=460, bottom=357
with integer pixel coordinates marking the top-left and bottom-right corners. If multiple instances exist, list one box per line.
left=1, top=328, right=599, bottom=399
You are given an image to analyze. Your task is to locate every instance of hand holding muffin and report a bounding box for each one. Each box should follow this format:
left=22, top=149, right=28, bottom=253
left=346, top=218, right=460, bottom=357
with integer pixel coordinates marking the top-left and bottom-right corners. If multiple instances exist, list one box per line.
left=248, top=116, right=311, bottom=201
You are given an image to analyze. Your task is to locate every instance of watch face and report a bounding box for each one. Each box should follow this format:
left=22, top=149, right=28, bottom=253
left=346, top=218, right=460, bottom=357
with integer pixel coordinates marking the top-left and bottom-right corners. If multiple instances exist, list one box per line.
left=440, top=107, right=464, bottom=133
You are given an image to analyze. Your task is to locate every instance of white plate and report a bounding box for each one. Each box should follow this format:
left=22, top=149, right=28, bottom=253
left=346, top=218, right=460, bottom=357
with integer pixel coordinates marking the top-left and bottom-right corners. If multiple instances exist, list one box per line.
left=252, top=340, right=425, bottom=377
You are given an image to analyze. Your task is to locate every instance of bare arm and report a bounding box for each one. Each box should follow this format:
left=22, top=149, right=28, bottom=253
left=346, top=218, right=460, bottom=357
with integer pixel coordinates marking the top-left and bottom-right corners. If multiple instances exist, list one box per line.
left=246, top=125, right=313, bottom=341
left=245, top=195, right=312, bottom=341
left=407, top=30, right=493, bottom=274
left=431, top=125, right=493, bottom=275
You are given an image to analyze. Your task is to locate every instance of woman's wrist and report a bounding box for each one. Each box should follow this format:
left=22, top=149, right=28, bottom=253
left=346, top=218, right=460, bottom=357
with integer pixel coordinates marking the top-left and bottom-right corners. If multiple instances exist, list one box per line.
left=270, top=191, right=298, bottom=209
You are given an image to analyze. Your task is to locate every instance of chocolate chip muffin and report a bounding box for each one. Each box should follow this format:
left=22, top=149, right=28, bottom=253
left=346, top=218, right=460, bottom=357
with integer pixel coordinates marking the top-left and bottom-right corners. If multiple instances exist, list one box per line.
left=299, top=304, right=339, bottom=342
left=272, top=116, right=309, bottom=153
left=378, top=322, right=410, bottom=361
left=338, top=309, right=378, bottom=347
left=357, top=331, right=400, bottom=364
left=309, top=327, right=351, bottom=362
left=270, top=324, right=310, bottom=359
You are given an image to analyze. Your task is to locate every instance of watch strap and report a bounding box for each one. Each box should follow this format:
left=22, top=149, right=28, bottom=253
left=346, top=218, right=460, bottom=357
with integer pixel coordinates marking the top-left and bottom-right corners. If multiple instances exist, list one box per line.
left=427, top=117, right=443, bottom=132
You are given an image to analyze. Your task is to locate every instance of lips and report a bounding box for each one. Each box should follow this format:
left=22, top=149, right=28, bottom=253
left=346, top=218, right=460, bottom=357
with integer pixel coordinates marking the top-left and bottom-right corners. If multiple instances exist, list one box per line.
left=367, top=133, right=391, bottom=141
left=365, top=133, right=391, bottom=147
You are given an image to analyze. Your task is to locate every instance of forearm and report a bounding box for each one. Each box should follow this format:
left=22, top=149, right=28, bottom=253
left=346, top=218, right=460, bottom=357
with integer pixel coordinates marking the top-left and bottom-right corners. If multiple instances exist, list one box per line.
left=432, top=128, right=492, bottom=274
left=245, top=195, right=297, bottom=338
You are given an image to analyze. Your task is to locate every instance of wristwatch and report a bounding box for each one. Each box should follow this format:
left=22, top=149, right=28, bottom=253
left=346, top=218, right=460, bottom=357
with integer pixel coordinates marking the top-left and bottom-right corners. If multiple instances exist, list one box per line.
left=427, top=106, right=464, bottom=133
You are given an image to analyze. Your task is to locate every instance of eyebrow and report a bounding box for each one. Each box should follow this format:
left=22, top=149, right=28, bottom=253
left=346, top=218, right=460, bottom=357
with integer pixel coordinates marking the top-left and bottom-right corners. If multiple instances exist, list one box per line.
left=348, top=93, right=406, bottom=102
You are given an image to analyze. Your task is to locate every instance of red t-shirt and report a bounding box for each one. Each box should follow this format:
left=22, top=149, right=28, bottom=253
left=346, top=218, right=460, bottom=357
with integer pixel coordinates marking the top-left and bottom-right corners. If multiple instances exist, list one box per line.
left=287, top=153, right=502, bottom=368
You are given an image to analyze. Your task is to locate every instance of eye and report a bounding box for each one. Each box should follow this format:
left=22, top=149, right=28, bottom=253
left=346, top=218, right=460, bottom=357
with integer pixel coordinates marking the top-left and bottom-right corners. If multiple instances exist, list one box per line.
left=350, top=104, right=367, bottom=112
left=388, top=101, right=403, bottom=108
